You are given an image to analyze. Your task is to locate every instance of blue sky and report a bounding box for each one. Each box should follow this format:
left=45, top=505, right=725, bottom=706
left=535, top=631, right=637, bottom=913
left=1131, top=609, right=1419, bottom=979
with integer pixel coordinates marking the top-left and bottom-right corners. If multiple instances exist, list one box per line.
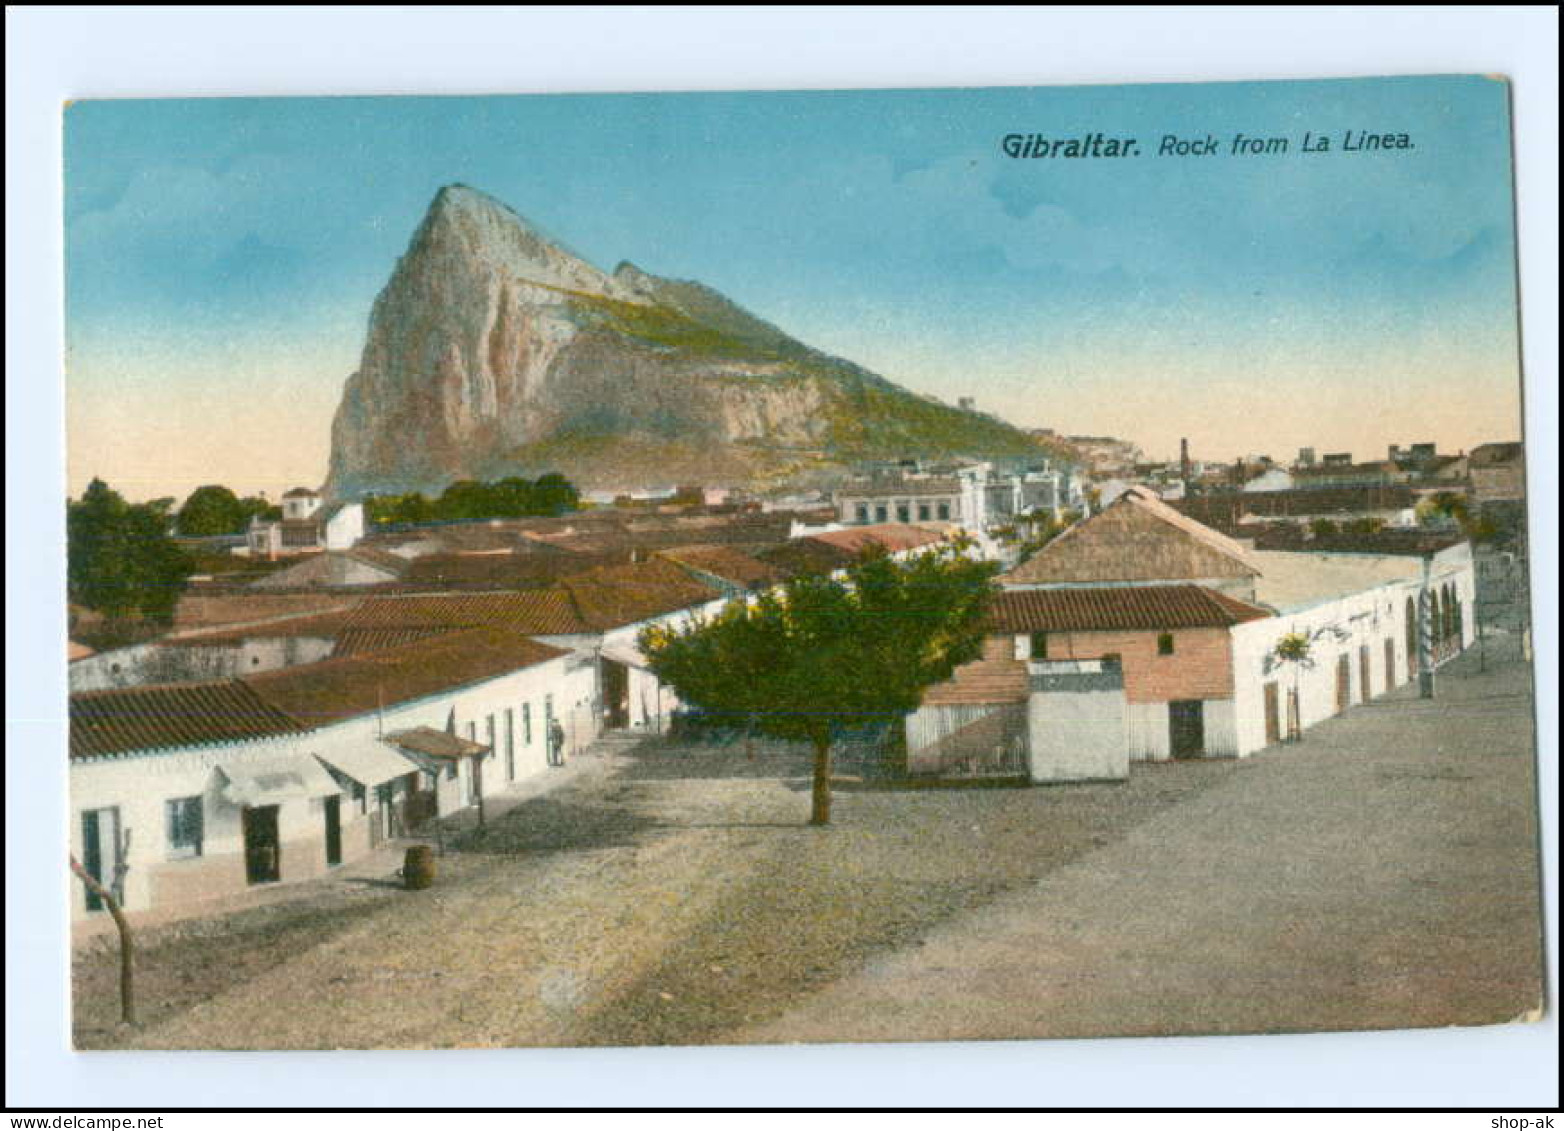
left=65, top=75, right=1522, bottom=500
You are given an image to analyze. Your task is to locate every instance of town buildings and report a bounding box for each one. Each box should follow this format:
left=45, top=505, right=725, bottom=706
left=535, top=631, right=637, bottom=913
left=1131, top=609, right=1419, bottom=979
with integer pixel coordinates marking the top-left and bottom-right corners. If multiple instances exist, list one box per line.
left=909, top=486, right=1476, bottom=779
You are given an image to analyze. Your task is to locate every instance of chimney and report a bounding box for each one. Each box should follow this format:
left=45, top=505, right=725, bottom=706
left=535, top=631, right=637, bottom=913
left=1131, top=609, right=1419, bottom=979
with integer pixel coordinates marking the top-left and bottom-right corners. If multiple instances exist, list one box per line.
left=1180, top=438, right=1191, bottom=481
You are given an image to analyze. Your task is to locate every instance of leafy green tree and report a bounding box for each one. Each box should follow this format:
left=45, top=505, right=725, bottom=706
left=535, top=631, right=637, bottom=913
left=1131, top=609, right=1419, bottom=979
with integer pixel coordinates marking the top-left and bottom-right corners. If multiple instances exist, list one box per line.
left=641, top=545, right=998, bottom=825
left=69, top=478, right=195, bottom=621
left=1308, top=518, right=1340, bottom=538
left=1342, top=517, right=1386, bottom=536
left=175, top=484, right=249, bottom=536
left=532, top=472, right=579, bottom=516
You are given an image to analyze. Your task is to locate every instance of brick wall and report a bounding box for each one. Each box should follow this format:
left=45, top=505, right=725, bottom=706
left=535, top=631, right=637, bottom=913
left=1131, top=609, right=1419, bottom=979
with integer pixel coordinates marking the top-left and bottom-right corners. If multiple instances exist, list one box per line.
left=1033, top=627, right=1234, bottom=704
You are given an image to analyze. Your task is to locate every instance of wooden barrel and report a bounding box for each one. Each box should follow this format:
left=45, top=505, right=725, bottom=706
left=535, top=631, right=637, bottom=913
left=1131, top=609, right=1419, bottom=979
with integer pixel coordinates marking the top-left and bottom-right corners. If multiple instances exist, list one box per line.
left=403, top=845, right=436, bottom=890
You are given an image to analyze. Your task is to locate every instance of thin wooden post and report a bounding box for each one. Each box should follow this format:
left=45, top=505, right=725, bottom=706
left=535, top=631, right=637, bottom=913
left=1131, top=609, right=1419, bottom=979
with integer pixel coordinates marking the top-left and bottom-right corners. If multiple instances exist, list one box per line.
left=69, top=854, right=135, bottom=1026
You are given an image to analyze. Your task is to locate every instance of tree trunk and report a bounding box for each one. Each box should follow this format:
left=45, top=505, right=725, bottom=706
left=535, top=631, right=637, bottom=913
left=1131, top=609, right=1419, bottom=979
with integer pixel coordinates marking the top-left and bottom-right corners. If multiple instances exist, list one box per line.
left=809, top=735, right=833, bottom=826
left=70, top=855, right=135, bottom=1026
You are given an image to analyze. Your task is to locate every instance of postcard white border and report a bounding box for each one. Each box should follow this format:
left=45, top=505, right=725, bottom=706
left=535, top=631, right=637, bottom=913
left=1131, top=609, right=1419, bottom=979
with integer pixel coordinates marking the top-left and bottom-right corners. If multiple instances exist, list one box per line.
left=7, top=4, right=1557, bottom=1111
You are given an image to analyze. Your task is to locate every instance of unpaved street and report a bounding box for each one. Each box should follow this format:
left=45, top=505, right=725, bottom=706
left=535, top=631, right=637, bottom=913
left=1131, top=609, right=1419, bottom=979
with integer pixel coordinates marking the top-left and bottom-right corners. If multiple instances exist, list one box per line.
left=75, top=641, right=1542, bottom=1049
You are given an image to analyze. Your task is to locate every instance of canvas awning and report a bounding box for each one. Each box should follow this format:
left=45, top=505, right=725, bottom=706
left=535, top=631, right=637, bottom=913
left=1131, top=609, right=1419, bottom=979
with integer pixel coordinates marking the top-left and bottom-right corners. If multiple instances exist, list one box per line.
left=382, top=726, right=489, bottom=760
left=219, top=756, right=338, bottom=808
left=313, top=744, right=420, bottom=789
left=599, top=643, right=651, bottom=670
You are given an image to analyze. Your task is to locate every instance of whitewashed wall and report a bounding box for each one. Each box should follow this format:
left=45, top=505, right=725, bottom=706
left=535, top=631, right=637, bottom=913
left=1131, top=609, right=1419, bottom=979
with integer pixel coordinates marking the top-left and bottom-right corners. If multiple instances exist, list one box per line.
left=1027, top=685, right=1128, bottom=782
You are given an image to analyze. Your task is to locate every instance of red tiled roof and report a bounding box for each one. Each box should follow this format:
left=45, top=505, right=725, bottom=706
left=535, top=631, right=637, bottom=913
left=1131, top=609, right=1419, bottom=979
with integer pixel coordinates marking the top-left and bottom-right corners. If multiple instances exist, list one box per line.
left=244, top=628, right=569, bottom=729
left=806, top=523, right=945, bottom=556
left=70, top=681, right=306, bottom=759
left=988, top=585, right=1271, bottom=634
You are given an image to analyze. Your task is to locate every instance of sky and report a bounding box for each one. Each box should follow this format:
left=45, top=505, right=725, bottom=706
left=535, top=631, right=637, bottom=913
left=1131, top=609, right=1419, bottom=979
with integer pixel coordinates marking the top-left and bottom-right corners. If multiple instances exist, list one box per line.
left=64, top=75, right=1525, bottom=502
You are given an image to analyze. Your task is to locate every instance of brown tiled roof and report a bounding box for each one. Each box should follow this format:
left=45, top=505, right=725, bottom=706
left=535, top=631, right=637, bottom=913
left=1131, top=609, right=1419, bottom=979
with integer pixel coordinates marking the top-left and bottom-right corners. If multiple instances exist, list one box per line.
left=834, top=478, right=963, bottom=498
left=282, top=487, right=318, bottom=498
left=1251, top=528, right=1468, bottom=556
left=655, top=544, right=786, bottom=589
left=160, top=608, right=357, bottom=649
left=244, top=628, right=569, bottom=729
left=174, top=591, right=361, bottom=631
left=346, top=546, right=413, bottom=575
left=807, top=523, right=945, bottom=556
left=1173, top=486, right=1418, bottom=523
left=1293, top=460, right=1399, bottom=479
left=755, top=538, right=858, bottom=579
left=331, top=627, right=461, bottom=657
left=1468, top=442, right=1523, bottom=467
left=68, top=640, right=96, bottom=662
left=340, top=590, right=594, bottom=636
left=401, top=549, right=618, bottom=590
left=988, top=585, right=1271, bottom=633
left=1003, top=486, right=1259, bottom=586
left=70, top=681, right=306, bottom=759
left=557, top=558, right=722, bottom=629
left=383, top=726, right=488, bottom=760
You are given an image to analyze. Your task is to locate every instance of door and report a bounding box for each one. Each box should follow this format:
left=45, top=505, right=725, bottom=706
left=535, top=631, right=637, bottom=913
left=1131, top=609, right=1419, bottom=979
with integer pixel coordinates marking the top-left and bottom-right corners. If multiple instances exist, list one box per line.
left=1385, top=638, right=1397, bottom=690
left=1360, top=646, right=1372, bottom=702
left=323, top=796, right=342, bottom=867
left=79, top=807, right=122, bottom=912
left=1335, top=655, right=1352, bottom=712
left=1263, top=682, right=1281, bottom=746
left=1169, top=700, right=1205, bottom=759
left=242, top=805, right=281, bottom=884
left=1405, top=598, right=1418, bottom=680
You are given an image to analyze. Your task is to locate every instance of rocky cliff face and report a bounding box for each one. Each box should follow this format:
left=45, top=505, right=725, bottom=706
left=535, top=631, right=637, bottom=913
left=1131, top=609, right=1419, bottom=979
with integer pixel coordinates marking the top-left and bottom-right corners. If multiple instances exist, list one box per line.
left=327, top=184, right=1048, bottom=497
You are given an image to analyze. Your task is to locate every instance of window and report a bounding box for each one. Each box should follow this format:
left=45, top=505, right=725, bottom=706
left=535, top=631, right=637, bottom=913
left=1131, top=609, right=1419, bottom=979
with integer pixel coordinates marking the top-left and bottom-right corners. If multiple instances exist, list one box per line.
left=523, top=703, right=533, bottom=744
left=896, top=503, right=911, bottom=523
left=917, top=503, right=931, bottom=521
left=855, top=504, right=870, bottom=524
left=165, top=796, right=204, bottom=858
left=1030, top=632, right=1049, bottom=660
left=1157, top=633, right=1175, bottom=656
left=445, top=762, right=458, bottom=781
left=937, top=502, right=951, bottom=521
left=874, top=505, right=889, bottom=523
left=353, top=783, right=367, bottom=814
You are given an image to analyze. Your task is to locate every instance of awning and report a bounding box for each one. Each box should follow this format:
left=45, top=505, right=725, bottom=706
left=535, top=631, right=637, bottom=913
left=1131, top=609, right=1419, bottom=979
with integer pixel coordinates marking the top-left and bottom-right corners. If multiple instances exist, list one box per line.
left=219, top=756, right=339, bottom=808
left=600, top=643, right=651, bottom=669
left=382, top=726, right=489, bottom=760
left=314, top=744, right=420, bottom=789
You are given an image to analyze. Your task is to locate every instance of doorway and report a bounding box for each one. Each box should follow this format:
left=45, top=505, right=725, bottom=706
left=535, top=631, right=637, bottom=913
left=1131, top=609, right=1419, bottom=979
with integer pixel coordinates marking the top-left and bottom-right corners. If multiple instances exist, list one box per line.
left=1169, top=700, right=1205, bottom=759
left=80, top=807, right=122, bottom=912
left=1336, top=655, right=1352, bottom=713
left=602, top=658, right=630, bottom=730
left=1263, top=682, right=1281, bottom=746
left=242, top=805, right=281, bottom=884
left=323, top=796, right=342, bottom=867
left=1359, top=645, right=1372, bottom=702
left=1384, top=638, right=1396, bottom=690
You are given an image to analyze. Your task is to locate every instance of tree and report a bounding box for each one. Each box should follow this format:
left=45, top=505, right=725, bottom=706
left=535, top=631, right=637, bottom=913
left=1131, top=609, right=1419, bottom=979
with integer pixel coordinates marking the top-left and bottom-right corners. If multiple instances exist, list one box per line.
left=641, top=545, right=998, bottom=825
left=69, top=478, right=194, bottom=621
left=532, top=472, right=579, bottom=516
left=175, top=484, right=248, bottom=536
left=1308, top=518, right=1340, bottom=538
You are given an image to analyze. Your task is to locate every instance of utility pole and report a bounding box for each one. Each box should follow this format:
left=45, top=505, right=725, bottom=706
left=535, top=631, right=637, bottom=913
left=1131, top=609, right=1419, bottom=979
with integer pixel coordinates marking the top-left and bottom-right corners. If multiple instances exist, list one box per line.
left=70, top=854, right=135, bottom=1026
left=1418, top=554, right=1436, bottom=699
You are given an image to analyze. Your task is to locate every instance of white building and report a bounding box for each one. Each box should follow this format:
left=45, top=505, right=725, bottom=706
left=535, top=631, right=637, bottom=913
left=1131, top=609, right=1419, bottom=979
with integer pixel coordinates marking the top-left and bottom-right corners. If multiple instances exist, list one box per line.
left=69, top=629, right=576, bottom=925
